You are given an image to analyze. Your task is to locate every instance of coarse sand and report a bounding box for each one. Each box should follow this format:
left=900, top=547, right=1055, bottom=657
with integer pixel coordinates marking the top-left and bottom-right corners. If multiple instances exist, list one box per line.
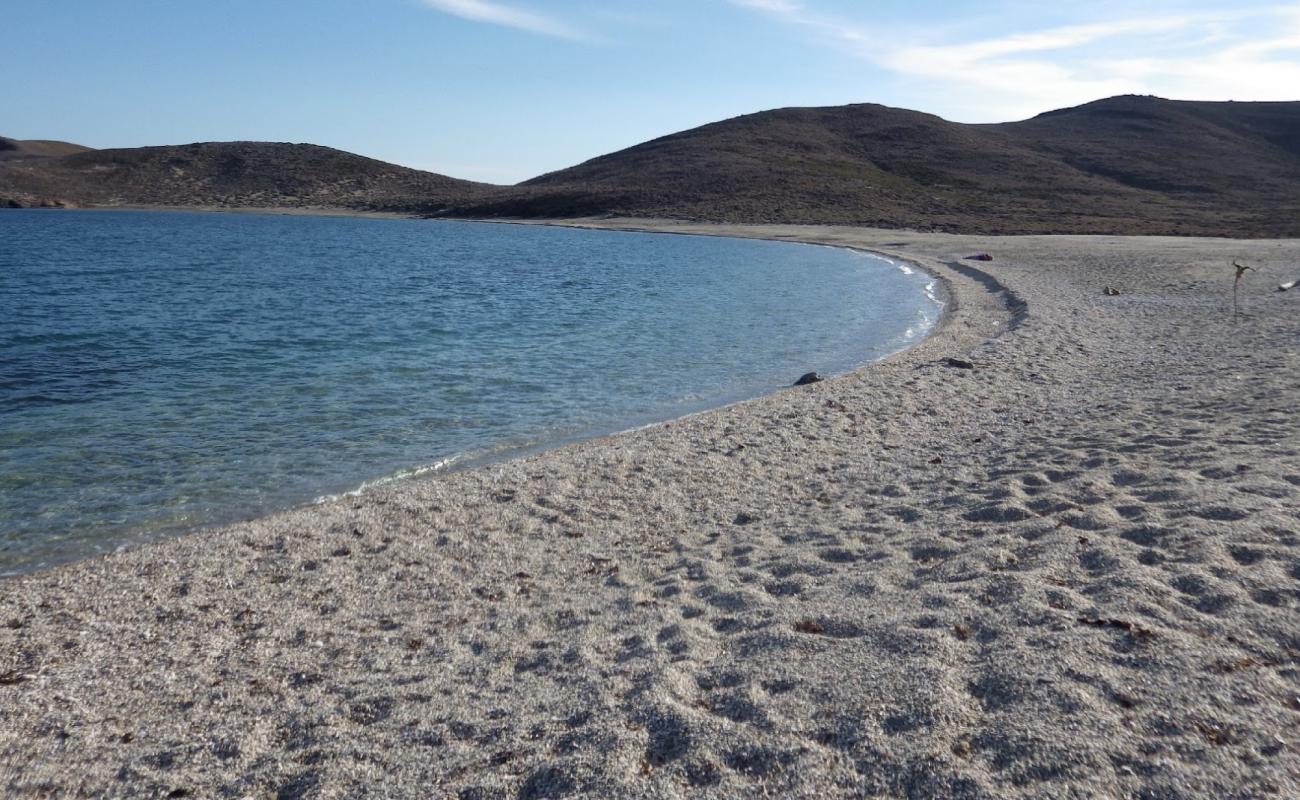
left=2, top=221, right=1298, bottom=798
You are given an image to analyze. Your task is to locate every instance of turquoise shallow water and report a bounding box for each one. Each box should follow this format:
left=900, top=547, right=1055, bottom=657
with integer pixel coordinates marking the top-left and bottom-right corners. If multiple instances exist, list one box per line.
left=0, top=211, right=941, bottom=574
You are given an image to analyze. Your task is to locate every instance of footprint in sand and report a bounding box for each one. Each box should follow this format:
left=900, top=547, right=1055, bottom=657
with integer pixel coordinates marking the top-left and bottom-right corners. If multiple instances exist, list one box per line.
left=1227, top=545, right=1267, bottom=566
left=963, top=502, right=1037, bottom=523
left=1188, top=505, right=1252, bottom=522
left=763, top=579, right=804, bottom=597
left=1170, top=574, right=1237, bottom=615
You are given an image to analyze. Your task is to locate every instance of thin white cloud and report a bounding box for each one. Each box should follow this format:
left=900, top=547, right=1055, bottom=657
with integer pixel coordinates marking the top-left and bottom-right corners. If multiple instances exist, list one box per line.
left=921, top=18, right=1201, bottom=62
left=421, top=0, right=585, bottom=41
left=730, top=0, right=804, bottom=13
left=731, top=1, right=1300, bottom=120
left=728, top=0, right=860, bottom=47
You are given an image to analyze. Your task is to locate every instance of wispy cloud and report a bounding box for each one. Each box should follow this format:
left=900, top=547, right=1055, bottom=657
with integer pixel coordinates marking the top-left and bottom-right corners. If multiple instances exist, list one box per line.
left=730, top=1, right=1300, bottom=119
left=730, top=0, right=804, bottom=13
left=420, top=0, right=586, bottom=41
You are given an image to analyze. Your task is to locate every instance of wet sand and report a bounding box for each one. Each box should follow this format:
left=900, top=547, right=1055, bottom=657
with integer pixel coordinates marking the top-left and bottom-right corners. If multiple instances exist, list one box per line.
left=2, top=222, right=1298, bottom=798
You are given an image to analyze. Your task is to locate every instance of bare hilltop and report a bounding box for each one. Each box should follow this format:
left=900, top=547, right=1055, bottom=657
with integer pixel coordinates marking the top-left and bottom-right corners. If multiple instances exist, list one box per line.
left=0, top=139, right=494, bottom=212
left=5, top=95, right=1300, bottom=236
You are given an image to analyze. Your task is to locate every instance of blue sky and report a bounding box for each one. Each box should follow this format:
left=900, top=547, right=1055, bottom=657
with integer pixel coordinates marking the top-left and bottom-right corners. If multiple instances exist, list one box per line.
left=3, top=0, right=1298, bottom=183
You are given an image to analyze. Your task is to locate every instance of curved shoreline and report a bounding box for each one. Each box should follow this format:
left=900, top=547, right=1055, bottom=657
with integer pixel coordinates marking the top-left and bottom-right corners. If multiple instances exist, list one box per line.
left=2, top=220, right=946, bottom=578
left=305, top=231, right=953, bottom=503
left=3, top=223, right=1298, bottom=798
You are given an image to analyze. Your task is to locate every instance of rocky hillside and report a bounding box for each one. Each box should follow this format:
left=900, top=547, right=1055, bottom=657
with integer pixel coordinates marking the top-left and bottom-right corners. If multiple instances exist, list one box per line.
left=460, top=96, right=1300, bottom=237
left=0, top=140, right=492, bottom=212
left=5, top=96, right=1300, bottom=236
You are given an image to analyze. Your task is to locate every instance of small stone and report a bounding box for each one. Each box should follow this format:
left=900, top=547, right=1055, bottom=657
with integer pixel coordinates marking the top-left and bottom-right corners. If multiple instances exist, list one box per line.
left=1103, top=286, right=1121, bottom=296
left=794, top=372, right=823, bottom=386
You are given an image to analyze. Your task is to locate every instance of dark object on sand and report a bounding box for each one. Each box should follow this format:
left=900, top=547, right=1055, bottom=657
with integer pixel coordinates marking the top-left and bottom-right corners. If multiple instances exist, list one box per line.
left=944, top=358, right=975, bottom=370
left=1078, top=616, right=1156, bottom=640
left=1278, top=279, right=1297, bottom=292
left=794, top=372, right=823, bottom=386
left=1103, top=286, right=1121, bottom=296
left=965, top=253, right=994, bottom=262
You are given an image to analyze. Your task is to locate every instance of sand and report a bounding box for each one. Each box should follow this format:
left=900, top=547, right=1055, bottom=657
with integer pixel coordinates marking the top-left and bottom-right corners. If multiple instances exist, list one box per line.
left=2, top=222, right=1298, bottom=799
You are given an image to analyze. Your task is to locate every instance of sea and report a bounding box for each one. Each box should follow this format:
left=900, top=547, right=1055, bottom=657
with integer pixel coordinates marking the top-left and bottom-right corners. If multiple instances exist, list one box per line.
left=0, top=210, right=942, bottom=574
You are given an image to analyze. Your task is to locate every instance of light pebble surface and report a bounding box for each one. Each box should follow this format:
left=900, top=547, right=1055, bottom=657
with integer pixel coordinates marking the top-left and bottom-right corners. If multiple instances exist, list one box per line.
left=2, top=221, right=1299, bottom=799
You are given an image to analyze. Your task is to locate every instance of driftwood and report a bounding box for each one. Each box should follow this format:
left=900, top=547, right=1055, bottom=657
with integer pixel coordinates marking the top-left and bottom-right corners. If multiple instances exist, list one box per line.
left=1233, top=261, right=1255, bottom=323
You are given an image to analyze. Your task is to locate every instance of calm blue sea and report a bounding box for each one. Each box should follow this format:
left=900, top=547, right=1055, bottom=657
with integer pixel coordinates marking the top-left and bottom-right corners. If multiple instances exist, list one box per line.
left=0, top=210, right=941, bottom=573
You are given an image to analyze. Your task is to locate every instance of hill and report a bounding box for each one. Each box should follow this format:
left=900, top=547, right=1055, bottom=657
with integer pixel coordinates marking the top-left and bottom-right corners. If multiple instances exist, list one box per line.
left=0, top=140, right=492, bottom=211
left=0, top=136, right=94, bottom=161
left=459, top=96, right=1300, bottom=237
left=4, top=96, right=1300, bottom=236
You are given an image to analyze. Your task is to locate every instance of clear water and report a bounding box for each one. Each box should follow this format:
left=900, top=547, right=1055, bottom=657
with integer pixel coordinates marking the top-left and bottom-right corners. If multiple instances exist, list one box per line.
left=0, top=210, right=941, bottom=574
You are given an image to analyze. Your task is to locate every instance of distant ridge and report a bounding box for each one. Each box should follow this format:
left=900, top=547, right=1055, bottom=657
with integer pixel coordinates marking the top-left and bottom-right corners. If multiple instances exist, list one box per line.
left=0, top=140, right=492, bottom=212
left=4, top=96, right=1300, bottom=236
left=0, top=136, right=94, bottom=161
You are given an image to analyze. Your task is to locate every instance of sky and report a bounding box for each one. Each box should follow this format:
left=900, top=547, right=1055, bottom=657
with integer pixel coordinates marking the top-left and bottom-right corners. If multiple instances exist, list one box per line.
left=3, top=0, right=1298, bottom=183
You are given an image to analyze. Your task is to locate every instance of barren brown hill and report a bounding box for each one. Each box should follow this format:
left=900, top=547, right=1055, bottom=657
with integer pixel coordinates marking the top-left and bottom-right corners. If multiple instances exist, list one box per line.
left=5, top=96, right=1299, bottom=235
left=0, top=136, right=94, bottom=161
left=459, top=95, right=1300, bottom=237
left=0, top=140, right=493, bottom=211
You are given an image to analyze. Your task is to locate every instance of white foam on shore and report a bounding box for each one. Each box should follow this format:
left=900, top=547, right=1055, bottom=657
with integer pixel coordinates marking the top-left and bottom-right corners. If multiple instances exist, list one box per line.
left=310, top=245, right=947, bottom=510
left=312, top=456, right=462, bottom=503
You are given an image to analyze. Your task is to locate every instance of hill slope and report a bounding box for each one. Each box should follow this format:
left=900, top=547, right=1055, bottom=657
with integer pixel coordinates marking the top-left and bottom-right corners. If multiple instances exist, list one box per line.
left=0, top=140, right=492, bottom=211
left=5, top=96, right=1299, bottom=236
left=461, top=96, right=1300, bottom=236
left=0, top=136, right=95, bottom=161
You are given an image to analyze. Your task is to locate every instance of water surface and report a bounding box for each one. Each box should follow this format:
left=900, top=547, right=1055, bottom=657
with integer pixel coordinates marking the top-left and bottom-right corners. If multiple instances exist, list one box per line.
left=0, top=211, right=940, bottom=573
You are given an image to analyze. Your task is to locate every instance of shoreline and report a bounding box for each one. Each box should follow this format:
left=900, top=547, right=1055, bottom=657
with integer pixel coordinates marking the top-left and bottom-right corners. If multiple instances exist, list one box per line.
left=8, top=203, right=426, bottom=220
left=0, top=220, right=945, bottom=578
left=3, top=222, right=1297, bottom=798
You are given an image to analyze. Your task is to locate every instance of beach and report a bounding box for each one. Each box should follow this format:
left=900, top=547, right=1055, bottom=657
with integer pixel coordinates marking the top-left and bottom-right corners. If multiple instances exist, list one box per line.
left=2, top=222, right=1298, bottom=798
